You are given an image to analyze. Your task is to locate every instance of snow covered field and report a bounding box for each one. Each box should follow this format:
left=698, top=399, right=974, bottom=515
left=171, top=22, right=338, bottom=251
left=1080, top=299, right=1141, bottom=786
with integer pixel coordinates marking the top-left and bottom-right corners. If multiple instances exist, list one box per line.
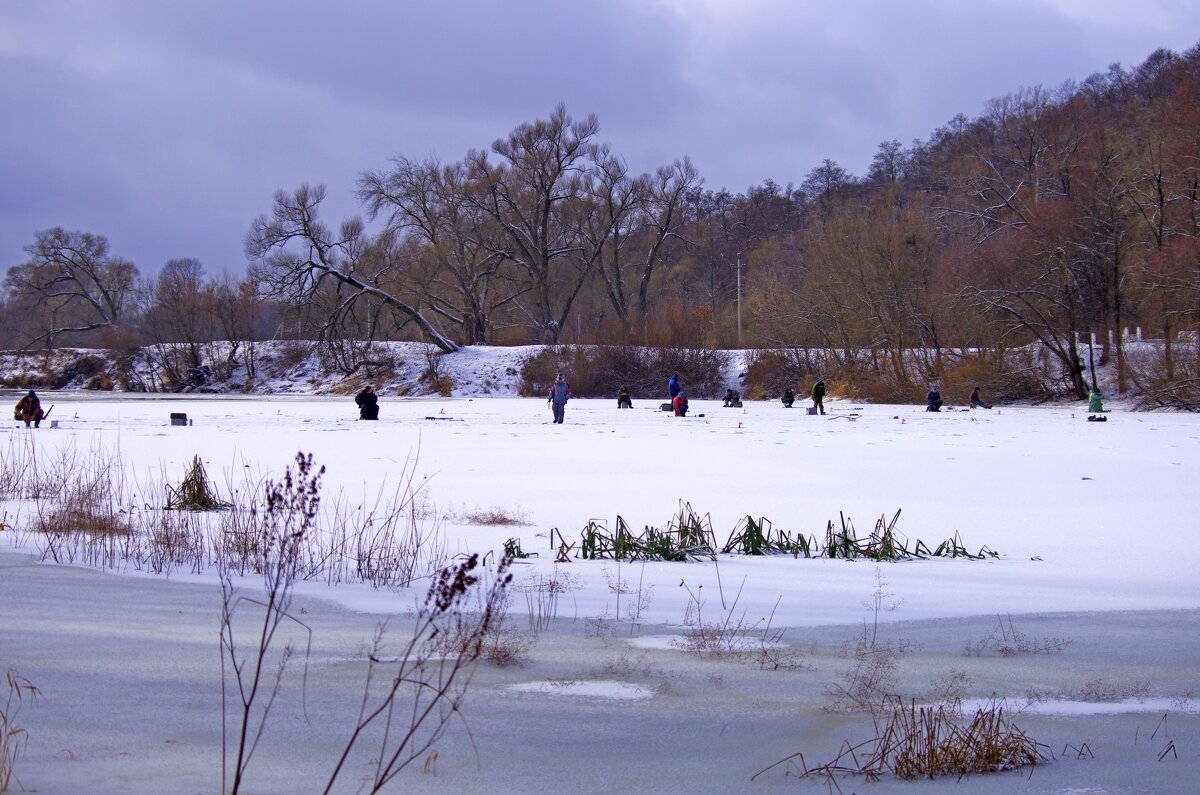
left=2, top=383, right=1198, bottom=793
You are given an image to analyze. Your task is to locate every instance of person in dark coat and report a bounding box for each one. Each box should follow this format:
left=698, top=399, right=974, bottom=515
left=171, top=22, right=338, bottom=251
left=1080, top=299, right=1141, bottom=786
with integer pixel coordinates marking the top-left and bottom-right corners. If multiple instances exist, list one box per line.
left=355, top=385, right=379, bottom=420
left=617, top=385, right=633, bottom=409
left=781, top=387, right=795, bottom=408
left=14, top=390, right=44, bottom=428
left=969, top=386, right=992, bottom=409
left=811, top=381, right=826, bottom=415
left=668, top=374, right=681, bottom=401
left=722, top=388, right=741, bottom=407
left=926, top=387, right=943, bottom=412
left=548, top=373, right=572, bottom=424
left=672, top=390, right=689, bottom=417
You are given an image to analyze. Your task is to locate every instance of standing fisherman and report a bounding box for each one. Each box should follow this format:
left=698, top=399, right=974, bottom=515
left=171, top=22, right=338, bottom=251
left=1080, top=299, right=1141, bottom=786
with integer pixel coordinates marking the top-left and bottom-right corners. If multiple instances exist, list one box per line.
left=548, top=373, right=572, bottom=424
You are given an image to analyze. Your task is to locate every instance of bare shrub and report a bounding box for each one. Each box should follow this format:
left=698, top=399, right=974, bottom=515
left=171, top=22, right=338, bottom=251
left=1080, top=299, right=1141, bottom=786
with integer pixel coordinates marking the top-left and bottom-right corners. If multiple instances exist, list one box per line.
left=419, top=344, right=452, bottom=395
left=742, top=348, right=824, bottom=400
left=138, top=508, right=208, bottom=576
left=602, top=562, right=654, bottom=623
left=674, top=578, right=759, bottom=659
left=263, top=340, right=315, bottom=378
left=926, top=670, right=972, bottom=715
left=426, top=566, right=529, bottom=668
left=0, top=435, right=36, bottom=500
left=963, top=615, right=1072, bottom=657
left=596, top=652, right=657, bottom=679
left=518, top=567, right=581, bottom=633
left=10, top=440, right=450, bottom=591
left=826, top=569, right=912, bottom=713
left=324, top=555, right=514, bottom=793
left=835, top=361, right=928, bottom=405
left=938, top=352, right=1050, bottom=405
left=519, top=345, right=730, bottom=399
left=34, top=443, right=133, bottom=566
left=1122, top=339, right=1200, bottom=410
left=219, top=455, right=510, bottom=795
left=455, top=505, right=529, bottom=526
left=220, top=452, right=323, bottom=795
left=1073, top=679, right=1150, bottom=702
left=336, top=484, right=449, bottom=590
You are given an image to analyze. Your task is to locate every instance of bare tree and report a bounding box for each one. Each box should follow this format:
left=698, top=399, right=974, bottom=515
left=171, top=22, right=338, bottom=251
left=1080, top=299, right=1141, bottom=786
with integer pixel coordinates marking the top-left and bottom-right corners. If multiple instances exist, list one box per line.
left=464, top=104, right=614, bottom=344
left=139, top=258, right=215, bottom=388
left=358, top=157, right=526, bottom=345
left=246, top=184, right=460, bottom=353
left=3, top=227, right=138, bottom=348
left=589, top=157, right=700, bottom=319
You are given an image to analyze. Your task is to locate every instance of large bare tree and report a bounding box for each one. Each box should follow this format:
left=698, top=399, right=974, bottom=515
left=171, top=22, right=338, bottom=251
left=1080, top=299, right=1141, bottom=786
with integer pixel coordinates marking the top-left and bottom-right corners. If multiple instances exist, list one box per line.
left=588, top=157, right=700, bottom=319
left=4, top=227, right=138, bottom=348
left=463, top=104, right=616, bottom=343
left=358, top=157, right=526, bottom=345
left=246, top=184, right=460, bottom=353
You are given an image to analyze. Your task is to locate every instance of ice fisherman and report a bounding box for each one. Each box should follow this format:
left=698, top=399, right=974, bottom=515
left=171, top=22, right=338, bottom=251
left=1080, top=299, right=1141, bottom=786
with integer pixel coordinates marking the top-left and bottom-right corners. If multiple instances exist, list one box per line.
left=672, top=390, right=689, bottom=417
left=13, top=390, right=44, bottom=428
left=548, top=373, right=572, bottom=424
left=969, top=386, right=992, bottom=409
left=355, top=385, right=379, bottom=420
left=617, top=385, right=633, bottom=409
left=781, top=387, right=795, bottom=408
left=668, top=373, right=681, bottom=401
left=811, top=381, right=826, bottom=415
left=926, top=387, right=943, bottom=412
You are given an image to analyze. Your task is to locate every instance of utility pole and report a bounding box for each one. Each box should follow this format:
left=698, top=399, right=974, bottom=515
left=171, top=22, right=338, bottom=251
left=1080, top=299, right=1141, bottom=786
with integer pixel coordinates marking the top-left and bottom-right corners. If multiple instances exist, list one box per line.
left=736, top=252, right=743, bottom=349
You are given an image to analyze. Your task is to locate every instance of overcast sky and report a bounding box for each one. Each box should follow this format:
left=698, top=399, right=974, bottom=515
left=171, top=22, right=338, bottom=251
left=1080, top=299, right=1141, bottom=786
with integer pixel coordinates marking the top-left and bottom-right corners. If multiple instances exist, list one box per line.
left=1, top=1, right=1196, bottom=278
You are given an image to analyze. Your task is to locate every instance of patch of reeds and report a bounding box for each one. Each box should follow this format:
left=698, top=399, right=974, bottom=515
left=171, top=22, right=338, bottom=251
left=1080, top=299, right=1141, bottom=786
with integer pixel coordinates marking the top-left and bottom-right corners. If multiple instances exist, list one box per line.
left=572, top=506, right=998, bottom=562
left=757, top=697, right=1051, bottom=783
left=579, top=503, right=717, bottom=562
left=166, top=455, right=229, bottom=511
left=722, top=515, right=813, bottom=556
left=503, top=537, right=535, bottom=559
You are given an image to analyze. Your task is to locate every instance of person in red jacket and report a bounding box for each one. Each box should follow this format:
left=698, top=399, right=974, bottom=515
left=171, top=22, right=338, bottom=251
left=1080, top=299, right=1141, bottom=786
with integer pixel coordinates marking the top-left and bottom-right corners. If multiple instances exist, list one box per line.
left=672, top=390, right=689, bottom=417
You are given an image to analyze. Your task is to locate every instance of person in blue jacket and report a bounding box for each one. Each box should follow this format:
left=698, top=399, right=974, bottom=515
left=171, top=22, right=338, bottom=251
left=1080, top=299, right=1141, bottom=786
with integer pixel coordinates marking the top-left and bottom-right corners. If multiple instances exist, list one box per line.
left=668, top=374, right=681, bottom=401
left=548, top=373, right=572, bottom=424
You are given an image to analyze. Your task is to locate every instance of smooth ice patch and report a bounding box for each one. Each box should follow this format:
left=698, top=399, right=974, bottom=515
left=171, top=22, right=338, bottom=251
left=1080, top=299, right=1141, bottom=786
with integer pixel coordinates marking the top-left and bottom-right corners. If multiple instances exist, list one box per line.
left=628, top=634, right=786, bottom=652
left=509, top=679, right=652, bottom=700
left=965, top=698, right=1196, bottom=716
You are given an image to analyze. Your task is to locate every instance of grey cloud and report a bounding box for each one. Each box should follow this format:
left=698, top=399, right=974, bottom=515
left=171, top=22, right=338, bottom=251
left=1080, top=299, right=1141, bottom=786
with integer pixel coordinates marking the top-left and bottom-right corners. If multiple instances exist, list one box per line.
left=0, top=0, right=1195, bottom=274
